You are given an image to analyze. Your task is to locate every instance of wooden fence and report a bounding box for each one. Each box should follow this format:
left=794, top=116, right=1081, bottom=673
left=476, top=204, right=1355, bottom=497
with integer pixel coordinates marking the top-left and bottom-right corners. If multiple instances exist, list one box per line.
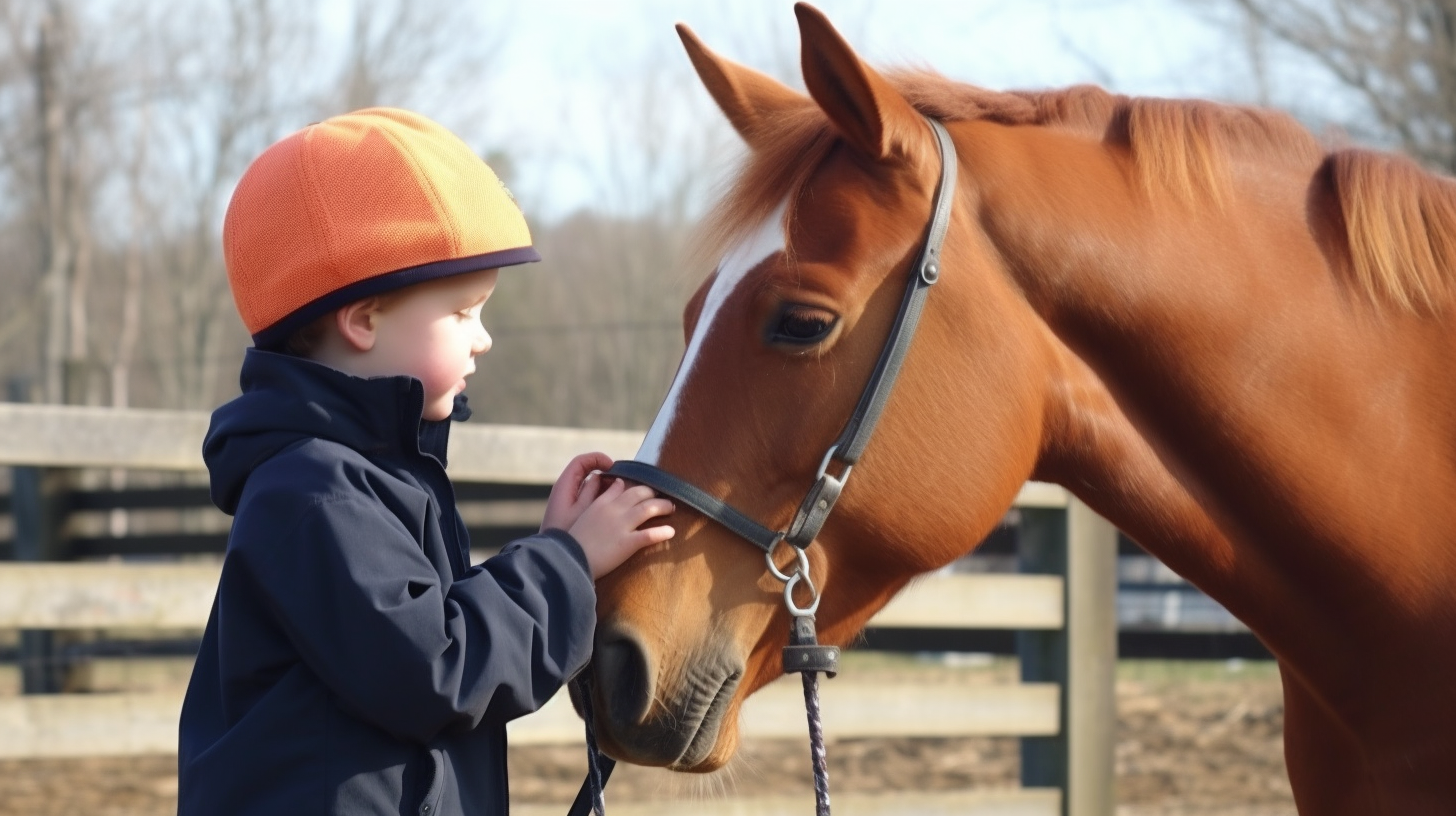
left=0, top=402, right=1118, bottom=816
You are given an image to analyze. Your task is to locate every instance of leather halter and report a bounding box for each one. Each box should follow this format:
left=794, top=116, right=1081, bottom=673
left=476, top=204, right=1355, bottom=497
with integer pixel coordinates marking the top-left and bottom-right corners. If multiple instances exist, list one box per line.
left=606, top=117, right=957, bottom=558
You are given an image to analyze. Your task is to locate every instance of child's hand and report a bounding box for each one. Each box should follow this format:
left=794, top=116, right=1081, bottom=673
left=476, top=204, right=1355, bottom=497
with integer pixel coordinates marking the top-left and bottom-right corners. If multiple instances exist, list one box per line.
left=568, top=478, right=675, bottom=580
left=541, top=452, right=615, bottom=534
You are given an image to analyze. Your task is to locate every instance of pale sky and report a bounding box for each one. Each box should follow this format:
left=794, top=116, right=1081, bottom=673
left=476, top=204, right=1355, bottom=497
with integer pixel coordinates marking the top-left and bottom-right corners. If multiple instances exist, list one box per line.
left=434, top=1, right=1353, bottom=220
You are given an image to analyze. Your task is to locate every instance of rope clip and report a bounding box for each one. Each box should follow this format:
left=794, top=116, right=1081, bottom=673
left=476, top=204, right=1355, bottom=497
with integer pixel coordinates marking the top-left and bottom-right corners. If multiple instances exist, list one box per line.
left=782, top=614, right=840, bottom=678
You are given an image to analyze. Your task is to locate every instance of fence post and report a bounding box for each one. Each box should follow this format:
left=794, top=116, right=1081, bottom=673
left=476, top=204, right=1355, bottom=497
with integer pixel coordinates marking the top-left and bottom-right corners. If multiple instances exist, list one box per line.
left=1018, top=505, right=1068, bottom=795
left=1065, top=498, right=1117, bottom=816
left=9, top=377, right=72, bottom=694
left=1018, top=499, right=1118, bottom=816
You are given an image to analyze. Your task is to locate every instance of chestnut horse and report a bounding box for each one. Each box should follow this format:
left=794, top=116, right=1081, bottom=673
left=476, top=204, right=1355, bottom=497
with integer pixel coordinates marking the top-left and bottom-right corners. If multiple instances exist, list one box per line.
left=583, top=4, right=1456, bottom=812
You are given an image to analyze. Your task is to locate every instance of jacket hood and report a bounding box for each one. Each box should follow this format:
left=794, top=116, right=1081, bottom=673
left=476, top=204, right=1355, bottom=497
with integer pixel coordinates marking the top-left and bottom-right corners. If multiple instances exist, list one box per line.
left=204, top=348, right=470, bottom=514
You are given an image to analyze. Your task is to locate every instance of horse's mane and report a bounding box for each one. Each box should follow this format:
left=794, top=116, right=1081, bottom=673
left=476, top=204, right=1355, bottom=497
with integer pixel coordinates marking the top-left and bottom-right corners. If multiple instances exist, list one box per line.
left=698, top=71, right=1456, bottom=314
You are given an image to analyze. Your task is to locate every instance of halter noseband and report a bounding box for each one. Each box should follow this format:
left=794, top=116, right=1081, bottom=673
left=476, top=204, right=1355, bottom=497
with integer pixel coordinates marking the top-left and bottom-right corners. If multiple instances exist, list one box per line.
left=605, top=117, right=957, bottom=565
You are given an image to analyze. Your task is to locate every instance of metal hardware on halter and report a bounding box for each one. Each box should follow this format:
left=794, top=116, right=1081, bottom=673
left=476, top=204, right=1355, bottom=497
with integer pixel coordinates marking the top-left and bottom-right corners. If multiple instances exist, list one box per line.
left=783, top=615, right=840, bottom=678
left=784, top=446, right=853, bottom=550
left=766, top=539, right=822, bottom=617
left=921, top=257, right=940, bottom=284
left=815, top=445, right=853, bottom=484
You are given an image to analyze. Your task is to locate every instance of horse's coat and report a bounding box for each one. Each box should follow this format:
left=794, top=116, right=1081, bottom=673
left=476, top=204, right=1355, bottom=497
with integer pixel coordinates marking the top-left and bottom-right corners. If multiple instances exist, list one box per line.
left=583, top=5, right=1456, bottom=813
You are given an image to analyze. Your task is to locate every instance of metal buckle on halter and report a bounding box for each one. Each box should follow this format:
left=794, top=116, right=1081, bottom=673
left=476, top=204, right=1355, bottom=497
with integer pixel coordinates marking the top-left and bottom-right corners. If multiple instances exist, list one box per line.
left=784, top=446, right=852, bottom=549
left=766, top=537, right=821, bottom=617
left=814, top=444, right=854, bottom=484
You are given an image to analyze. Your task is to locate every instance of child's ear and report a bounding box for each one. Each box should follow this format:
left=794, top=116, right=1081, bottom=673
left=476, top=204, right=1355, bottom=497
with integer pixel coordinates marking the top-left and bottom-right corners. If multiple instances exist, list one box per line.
left=335, top=299, right=380, bottom=352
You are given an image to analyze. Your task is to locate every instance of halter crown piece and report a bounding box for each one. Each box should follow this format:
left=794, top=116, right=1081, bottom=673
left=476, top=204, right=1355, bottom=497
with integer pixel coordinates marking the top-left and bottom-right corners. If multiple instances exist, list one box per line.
left=570, top=118, right=958, bottom=816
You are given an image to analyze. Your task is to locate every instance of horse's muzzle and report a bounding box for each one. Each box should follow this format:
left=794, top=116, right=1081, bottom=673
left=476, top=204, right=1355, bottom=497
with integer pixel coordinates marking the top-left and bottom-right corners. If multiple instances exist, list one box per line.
left=581, top=620, right=744, bottom=770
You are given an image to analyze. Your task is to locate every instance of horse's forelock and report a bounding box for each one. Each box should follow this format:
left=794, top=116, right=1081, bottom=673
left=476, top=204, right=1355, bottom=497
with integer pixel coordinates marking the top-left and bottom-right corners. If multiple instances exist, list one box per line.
left=691, top=103, right=834, bottom=272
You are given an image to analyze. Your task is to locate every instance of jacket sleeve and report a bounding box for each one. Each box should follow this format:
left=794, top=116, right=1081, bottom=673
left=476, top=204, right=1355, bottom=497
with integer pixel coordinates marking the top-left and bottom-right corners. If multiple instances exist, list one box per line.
left=228, top=490, right=596, bottom=744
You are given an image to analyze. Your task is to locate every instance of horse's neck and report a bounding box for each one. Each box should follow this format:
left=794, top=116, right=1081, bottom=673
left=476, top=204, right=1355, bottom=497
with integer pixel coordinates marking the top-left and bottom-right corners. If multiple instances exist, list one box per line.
left=975, top=123, right=1387, bottom=544
left=992, top=124, right=1456, bottom=700
left=1032, top=345, right=1241, bottom=594
left=958, top=124, right=1297, bottom=606
left=1027, top=317, right=1389, bottom=700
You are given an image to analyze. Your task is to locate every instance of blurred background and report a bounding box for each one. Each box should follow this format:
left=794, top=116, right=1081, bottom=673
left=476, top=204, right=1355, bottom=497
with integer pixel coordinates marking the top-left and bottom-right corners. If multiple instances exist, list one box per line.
left=0, top=1, right=1451, bottom=814
left=2, top=0, right=1449, bottom=428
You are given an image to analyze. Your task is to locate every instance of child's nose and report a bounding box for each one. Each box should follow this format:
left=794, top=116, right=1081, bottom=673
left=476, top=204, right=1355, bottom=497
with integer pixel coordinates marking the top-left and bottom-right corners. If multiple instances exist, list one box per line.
left=473, top=326, right=492, bottom=356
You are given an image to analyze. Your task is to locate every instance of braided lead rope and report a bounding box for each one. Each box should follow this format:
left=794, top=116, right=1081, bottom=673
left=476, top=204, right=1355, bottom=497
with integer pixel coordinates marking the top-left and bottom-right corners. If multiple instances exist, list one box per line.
left=568, top=675, right=615, bottom=816
left=583, top=704, right=607, bottom=816
left=783, top=612, right=839, bottom=816
left=801, top=670, right=832, bottom=816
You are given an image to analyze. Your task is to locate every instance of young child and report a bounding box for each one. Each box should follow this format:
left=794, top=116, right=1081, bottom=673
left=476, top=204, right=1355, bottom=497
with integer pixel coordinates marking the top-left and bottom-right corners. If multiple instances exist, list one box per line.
left=178, top=108, right=674, bottom=815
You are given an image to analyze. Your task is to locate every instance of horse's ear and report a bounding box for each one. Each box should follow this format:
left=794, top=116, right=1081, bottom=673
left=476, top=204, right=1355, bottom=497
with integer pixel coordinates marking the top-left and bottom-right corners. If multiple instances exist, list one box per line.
left=795, top=2, right=922, bottom=162
left=677, top=23, right=806, bottom=150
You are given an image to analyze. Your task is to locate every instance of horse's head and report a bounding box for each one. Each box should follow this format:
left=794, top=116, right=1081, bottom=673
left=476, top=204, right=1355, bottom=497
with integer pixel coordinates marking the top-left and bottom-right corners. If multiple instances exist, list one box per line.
left=583, top=3, right=1054, bottom=771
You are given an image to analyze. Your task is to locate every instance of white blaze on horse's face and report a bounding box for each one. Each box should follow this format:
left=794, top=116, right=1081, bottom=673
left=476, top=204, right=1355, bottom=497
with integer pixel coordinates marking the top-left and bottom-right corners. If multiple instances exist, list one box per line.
left=637, top=199, right=789, bottom=463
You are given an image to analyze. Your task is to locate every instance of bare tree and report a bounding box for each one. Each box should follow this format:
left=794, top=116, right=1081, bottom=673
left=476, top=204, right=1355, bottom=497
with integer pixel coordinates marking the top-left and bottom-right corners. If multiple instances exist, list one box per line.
left=470, top=2, right=880, bottom=430
left=1230, top=0, right=1456, bottom=172
left=326, top=0, right=506, bottom=118
left=0, top=0, right=524, bottom=413
left=0, top=0, right=113, bottom=405
left=471, top=30, right=731, bottom=430
left=149, top=0, right=318, bottom=410
left=0, top=0, right=879, bottom=434
left=0, top=0, right=291, bottom=409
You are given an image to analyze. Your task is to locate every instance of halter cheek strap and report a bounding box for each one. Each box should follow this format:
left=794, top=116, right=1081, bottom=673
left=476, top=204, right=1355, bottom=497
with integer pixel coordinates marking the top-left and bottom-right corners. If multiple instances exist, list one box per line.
left=604, top=117, right=958, bottom=554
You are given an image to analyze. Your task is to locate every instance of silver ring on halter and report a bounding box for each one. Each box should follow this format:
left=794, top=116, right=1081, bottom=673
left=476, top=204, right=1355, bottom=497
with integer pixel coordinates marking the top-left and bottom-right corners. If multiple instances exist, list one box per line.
left=766, top=538, right=821, bottom=617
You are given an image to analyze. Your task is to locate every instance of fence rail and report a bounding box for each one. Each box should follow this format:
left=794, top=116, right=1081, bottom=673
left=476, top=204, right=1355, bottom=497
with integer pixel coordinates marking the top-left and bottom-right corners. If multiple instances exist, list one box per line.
left=0, top=564, right=1067, bottom=632
left=0, top=402, right=643, bottom=480
left=1, top=403, right=1114, bottom=816
left=0, top=681, right=1065, bottom=758
left=0, top=566, right=1074, bottom=758
left=511, top=789, right=1062, bottom=816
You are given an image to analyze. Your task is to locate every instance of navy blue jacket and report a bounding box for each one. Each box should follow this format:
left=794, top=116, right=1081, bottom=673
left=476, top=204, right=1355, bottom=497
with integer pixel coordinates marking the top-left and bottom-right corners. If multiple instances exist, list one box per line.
left=178, top=349, right=596, bottom=816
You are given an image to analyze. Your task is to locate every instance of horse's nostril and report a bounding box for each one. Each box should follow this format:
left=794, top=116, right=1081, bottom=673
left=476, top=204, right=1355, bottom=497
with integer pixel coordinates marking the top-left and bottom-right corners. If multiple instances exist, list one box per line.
left=595, top=629, right=654, bottom=728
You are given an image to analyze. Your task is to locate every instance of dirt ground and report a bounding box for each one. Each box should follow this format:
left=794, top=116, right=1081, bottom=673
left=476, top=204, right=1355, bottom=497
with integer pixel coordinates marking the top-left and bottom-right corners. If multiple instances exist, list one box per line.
left=0, top=658, right=1293, bottom=816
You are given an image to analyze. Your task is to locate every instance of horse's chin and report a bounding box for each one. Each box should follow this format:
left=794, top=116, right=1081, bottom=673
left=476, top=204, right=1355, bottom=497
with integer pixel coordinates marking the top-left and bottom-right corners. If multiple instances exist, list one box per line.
left=664, top=689, right=743, bottom=772
left=584, top=655, right=745, bottom=770
left=671, top=725, right=740, bottom=773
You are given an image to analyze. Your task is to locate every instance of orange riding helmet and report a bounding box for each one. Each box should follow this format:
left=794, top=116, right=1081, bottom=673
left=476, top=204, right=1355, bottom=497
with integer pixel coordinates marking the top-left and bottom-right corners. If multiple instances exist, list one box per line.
left=222, top=107, right=538, bottom=348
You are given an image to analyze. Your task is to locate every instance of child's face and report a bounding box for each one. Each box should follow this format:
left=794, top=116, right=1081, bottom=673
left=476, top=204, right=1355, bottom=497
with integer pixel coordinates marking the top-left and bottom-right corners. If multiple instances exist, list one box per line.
left=368, top=268, right=499, bottom=421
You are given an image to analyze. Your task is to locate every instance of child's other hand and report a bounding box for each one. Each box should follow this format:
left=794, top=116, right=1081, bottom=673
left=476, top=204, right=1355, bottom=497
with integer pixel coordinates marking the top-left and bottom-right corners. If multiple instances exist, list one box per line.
left=568, top=478, right=675, bottom=580
left=541, top=452, right=615, bottom=534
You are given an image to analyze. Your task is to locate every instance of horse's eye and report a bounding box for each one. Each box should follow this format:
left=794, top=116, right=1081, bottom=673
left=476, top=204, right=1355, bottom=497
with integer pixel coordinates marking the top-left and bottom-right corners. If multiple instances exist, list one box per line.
left=770, top=305, right=838, bottom=346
